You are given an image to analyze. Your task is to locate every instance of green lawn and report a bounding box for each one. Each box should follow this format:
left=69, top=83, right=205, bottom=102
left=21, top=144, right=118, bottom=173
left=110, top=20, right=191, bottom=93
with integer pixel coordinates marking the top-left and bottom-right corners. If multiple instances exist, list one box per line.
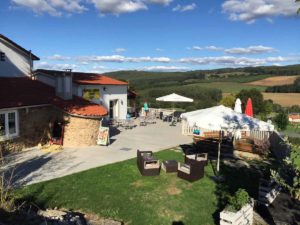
left=16, top=149, right=270, bottom=225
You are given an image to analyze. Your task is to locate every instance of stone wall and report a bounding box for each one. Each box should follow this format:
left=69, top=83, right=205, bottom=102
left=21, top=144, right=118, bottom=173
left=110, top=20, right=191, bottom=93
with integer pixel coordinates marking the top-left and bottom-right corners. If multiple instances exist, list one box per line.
left=0, top=106, right=63, bottom=154
left=63, top=116, right=101, bottom=147
left=0, top=106, right=102, bottom=155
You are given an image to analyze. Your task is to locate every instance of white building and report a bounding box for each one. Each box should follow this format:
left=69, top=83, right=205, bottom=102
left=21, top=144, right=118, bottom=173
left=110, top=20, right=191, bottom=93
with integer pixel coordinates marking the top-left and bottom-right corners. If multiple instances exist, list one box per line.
left=35, top=69, right=129, bottom=120
left=0, top=34, right=39, bottom=77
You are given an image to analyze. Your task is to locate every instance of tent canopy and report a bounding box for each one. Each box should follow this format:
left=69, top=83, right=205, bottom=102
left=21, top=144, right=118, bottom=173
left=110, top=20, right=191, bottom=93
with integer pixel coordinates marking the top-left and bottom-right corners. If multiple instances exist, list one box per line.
left=156, top=93, right=194, bottom=102
left=181, top=105, right=274, bottom=132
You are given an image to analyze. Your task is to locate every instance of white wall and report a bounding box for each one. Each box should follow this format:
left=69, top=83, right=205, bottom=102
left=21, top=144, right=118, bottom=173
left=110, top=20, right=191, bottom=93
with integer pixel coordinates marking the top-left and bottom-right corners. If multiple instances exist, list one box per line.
left=0, top=39, right=32, bottom=77
left=36, top=74, right=56, bottom=87
left=75, top=84, right=128, bottom=119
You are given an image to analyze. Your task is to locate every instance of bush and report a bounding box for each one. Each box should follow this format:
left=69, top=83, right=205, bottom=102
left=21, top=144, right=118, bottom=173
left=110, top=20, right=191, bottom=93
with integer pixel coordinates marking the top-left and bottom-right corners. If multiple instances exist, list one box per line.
left=226, top=189, right=250, bottom=212
left=274, top=111, right=289, bottom=131
left=236, top=89, right=264, bottom=115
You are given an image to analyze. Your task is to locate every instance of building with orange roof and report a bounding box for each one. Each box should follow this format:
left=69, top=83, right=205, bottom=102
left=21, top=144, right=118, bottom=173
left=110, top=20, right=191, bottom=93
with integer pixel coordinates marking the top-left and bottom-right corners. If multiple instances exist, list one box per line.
left=0, top=34, right=128, bottom=149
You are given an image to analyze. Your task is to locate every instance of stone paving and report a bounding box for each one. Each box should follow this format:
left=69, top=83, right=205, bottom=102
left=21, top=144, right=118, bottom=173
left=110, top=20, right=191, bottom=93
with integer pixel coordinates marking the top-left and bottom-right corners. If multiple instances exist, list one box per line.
left=2, top=120, right=192, bottom=186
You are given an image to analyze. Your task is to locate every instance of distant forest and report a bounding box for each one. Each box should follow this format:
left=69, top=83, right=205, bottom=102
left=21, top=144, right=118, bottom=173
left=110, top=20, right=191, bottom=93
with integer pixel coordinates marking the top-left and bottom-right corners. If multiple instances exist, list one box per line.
left=107, top=64, right=300, bottom=90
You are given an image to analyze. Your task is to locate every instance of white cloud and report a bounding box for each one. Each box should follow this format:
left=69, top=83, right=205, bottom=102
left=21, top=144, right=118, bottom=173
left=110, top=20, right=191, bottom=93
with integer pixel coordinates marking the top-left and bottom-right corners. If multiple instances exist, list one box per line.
left=76, top=55, right=171, bottom=63
left=113, top=48, right=127, bottom=53
left=146, top=0, right=172, bottom=6
left=90, top=0, right=147, bottom=15
left=190, top=46, right=223, bottom=51
left=140, top=65, right=189, bottom=72
left=222, top=0, right=300, bottom=23
left=179, top=55, right=297, bottom=67
left=47, top=54, right=71, bottom=60
left=11, top=0, right=173, bottom=16
left=173, top=3, right=196, bottom=12
left=11, top=0, right=87, bottom=16
left=35, top=61, right=79, bottom=70
left=155, top=48, right=164, bottom=52
left=225, top=45, right=277, bottom=54
left=206, top=46, right=224, bottom=51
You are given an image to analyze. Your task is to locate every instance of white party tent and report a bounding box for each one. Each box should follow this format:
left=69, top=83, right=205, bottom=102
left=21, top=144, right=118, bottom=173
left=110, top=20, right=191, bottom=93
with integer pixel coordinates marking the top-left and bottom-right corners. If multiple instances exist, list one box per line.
left=180, top=105, right=274, bottom=172
left=181, top=105, right=274, bottom=132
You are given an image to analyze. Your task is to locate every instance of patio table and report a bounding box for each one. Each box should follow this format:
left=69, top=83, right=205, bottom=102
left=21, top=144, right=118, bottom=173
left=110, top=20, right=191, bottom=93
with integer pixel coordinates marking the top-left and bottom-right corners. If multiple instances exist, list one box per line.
left=162, top=160, right=178, bottom=173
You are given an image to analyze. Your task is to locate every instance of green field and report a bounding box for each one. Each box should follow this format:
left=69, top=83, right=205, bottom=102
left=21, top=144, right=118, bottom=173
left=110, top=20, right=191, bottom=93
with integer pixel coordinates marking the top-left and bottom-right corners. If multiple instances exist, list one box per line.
left=185, top=82, right=267, bottom=93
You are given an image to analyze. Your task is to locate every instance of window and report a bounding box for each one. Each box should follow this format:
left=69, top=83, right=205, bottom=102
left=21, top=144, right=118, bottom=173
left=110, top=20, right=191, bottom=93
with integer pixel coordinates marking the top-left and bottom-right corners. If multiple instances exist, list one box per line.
left=0, top=52, right=5, bottom=61
left=83, top=89, right=100, bottom=100
left=0, top=111, right=18, bottom=140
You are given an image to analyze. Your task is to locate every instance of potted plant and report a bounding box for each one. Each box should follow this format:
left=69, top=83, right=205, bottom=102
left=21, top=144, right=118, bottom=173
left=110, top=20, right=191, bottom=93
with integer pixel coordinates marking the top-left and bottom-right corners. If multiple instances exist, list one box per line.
left=220, top=189, right=254, bottom=225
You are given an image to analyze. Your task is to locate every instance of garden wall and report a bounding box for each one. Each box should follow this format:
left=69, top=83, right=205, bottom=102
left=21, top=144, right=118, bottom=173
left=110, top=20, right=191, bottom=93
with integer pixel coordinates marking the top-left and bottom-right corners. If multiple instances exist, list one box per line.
left=63, top=116, right=101, bottom=147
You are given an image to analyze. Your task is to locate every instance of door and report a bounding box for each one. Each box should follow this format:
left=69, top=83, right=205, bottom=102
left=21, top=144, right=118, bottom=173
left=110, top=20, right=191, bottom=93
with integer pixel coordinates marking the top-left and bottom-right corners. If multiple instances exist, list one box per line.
left=109, top=100, right=119, bottom=119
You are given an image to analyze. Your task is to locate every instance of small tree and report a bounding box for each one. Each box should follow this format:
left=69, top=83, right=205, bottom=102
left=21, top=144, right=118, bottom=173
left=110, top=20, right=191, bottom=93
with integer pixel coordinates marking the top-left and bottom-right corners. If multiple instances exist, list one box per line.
left=236, top=89, right=264, bottom=115
left=274, top=111, right=289, bottom=131
left=271, top=139, right=300, bottom=200
left=220, top=94, right=235, bottom=108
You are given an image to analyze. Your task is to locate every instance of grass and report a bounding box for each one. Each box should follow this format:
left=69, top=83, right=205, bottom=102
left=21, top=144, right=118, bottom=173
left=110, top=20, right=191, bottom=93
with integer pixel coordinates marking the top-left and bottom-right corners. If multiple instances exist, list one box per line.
left=16, top=149, right=218, bottom=225
left=15, top=149, right=272, bottom=225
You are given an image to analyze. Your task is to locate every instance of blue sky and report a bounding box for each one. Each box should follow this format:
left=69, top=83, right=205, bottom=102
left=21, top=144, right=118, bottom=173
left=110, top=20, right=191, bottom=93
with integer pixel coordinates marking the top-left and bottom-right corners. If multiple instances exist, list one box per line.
left=1, top=0, right=300, bottom=72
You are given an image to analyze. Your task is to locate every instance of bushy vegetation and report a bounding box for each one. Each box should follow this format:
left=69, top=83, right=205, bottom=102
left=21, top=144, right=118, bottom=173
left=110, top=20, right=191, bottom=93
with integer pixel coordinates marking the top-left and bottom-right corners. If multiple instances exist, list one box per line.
left=225, top=189, right=250, bottom=212
left=266, top=77, right=300, bottom=93
left=274, top=111, right=289, bottom=131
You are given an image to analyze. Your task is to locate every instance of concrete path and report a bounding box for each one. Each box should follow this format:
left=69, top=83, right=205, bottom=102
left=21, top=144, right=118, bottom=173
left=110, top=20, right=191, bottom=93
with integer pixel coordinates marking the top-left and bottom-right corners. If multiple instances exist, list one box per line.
left=2, top=120, right=192, bottom=186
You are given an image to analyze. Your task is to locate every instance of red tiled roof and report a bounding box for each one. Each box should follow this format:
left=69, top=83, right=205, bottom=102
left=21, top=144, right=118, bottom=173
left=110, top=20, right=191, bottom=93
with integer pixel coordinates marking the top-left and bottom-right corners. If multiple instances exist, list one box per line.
left=0, top=34, right=39, bottom=60
left=289, top=114, right=300, bottom=120
left=0, top=77, right=107, bottom=117
left=35, top=69, right=128, bottom=85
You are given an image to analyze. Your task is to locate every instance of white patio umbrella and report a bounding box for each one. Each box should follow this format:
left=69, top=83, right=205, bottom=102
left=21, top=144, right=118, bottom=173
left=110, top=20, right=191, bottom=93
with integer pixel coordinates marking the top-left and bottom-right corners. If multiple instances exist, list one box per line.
left=156, top=93, right=194, bottom=102
left=234, top=98, right=242, bottom=113
left=181, top=105, right=274, bottom=172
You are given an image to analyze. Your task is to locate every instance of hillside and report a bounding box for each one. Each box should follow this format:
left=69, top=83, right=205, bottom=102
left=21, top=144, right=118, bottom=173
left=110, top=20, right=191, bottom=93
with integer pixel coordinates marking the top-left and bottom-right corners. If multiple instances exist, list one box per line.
left=107, top=64, right=300, bottom=90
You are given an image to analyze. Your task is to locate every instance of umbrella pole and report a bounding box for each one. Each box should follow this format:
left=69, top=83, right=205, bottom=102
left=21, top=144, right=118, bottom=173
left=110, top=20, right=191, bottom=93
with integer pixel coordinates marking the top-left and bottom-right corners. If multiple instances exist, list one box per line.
left=217, top=130, right=222, bottom=173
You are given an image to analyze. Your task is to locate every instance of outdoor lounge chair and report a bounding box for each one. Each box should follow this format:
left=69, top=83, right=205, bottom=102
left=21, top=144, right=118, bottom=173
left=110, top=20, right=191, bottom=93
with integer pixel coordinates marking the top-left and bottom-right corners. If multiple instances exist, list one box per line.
left=137, top=150, right=161, bottom=176
left=184, top=153, right=208, bottom=167
left=177, top=162, right=204, bottom=182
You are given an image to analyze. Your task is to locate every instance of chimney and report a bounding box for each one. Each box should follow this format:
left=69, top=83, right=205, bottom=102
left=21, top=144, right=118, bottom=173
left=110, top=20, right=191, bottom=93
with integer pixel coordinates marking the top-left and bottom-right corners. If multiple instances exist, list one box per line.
left=55, top=69, right=73, bottom=100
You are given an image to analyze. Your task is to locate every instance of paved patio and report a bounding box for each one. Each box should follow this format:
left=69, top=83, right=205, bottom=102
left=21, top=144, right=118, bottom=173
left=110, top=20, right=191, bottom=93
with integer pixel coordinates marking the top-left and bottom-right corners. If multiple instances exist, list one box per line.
left=2, top=120, right=192, bottom=186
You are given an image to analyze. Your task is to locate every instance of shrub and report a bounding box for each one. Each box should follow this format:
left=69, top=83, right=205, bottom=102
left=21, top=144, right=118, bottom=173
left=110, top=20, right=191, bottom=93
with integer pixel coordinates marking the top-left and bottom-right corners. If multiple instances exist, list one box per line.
left=226, top=189, right=250, bottom=212
left=274, top=111, right=289, bottom=131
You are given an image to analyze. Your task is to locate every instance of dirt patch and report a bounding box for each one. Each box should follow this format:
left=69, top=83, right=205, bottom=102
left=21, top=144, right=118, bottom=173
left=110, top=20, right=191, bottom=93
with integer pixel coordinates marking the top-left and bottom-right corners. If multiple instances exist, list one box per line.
left=166, top=186, right=182, bottom=195
left=159, top=207, right=184, bottom=221
left=247, top=76, right=298, bottom=87
left=130, top=180, right=143, bottom=188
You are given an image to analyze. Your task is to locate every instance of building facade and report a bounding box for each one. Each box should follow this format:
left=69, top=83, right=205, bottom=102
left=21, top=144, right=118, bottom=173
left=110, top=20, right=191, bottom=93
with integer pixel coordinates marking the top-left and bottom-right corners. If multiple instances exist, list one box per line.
left=0, top=34, right=127, bottom=150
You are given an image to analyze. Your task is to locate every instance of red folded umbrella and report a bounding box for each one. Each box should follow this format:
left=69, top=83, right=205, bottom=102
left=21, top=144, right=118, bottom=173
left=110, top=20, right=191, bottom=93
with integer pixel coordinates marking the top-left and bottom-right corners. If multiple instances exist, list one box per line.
left=245, top=98, right=253, bottom=117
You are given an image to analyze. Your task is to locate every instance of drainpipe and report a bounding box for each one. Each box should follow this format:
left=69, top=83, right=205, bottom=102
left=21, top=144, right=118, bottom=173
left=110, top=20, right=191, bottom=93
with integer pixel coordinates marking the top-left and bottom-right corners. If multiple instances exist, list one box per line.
left=29, top=50, right=33, bottom=79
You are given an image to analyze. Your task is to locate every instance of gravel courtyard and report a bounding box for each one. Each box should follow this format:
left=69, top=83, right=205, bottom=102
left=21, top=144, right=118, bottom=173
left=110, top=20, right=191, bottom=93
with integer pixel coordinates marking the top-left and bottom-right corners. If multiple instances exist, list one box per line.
left=2, top=120, right=192, bottom=186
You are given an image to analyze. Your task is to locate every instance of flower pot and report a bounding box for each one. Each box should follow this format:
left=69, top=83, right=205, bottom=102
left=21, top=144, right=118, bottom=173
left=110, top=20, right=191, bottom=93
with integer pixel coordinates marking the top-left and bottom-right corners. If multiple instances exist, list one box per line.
left=220, top=199, right=254, bottom=225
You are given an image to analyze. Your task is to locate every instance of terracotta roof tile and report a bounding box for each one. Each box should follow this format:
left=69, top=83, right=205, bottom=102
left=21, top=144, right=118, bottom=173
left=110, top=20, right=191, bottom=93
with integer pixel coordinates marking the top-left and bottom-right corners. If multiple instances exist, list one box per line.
left=35, top=69, right=128, bottom=85
left=0, top=77, right=107, bottom=117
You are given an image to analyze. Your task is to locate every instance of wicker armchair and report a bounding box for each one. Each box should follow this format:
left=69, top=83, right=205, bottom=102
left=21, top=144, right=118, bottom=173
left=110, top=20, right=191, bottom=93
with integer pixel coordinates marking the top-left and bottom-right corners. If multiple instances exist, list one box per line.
left=177, top=162, right=204, bottom=182
left=137, top=150, right=160, bottom=176
left=185, top=153, right=208, bottom=167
